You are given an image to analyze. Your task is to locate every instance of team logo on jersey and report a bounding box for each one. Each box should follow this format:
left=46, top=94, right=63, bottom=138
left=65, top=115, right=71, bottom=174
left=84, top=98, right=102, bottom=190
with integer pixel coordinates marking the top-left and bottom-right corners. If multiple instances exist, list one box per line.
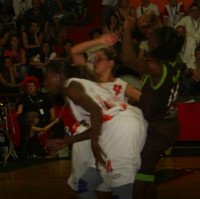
left=102, top=114, right=113, bottom=122
left=113, top=84, right=122, bottom=95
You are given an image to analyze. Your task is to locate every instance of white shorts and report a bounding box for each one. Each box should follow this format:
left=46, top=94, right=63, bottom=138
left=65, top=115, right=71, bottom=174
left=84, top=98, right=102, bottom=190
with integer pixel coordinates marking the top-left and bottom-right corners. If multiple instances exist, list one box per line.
left=91, top=108, right=147, bottom=188
left=68, top=137, right=110, bottom=192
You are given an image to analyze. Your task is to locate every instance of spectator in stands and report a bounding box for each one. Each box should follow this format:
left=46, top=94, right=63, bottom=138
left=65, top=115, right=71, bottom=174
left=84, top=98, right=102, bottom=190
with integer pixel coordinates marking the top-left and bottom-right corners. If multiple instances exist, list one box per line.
left=4, top=34, right=28, bottom=82
left=176, top=25, right=196, bottom=68
left=12, top=0, right=33, bottom=31
left=29, top=41, right=57, bottom=84
left=102, top=0, right=119, bottom=28
left=103, top=11, right=123, bottom=36
left=176, top=25, right=197, bottom=97
left=163, top=0, right=186, bottom=27
left=60, top=0, right=74, bottom=25
left=70, top=0, right=90, bottom=26
left=136, top=0, right=160, bottom=18
left=60, top=39, right=74, bottom=59
left=24, top=111, right=59, bottom=158
left=0, top=20, right=10, bottom=58
left=46, top=15, right=66, bottom=45
left=115, top=0, right=136, bottom=26
left=0, top=56, right=21, bottom=94
left=114, top=0, right=138, bottom=46
left=43, top=0, right=66, bottom=44
left=22, top=20, right=43, bottom=63
left=30, top=41, right=57, bottom=69
left=60, top=0, right=90, bottom=26
left=16, top=75, right=56, bottom=158
left=114, top=0, right=140, bottom=59
left=175, top=3, right=200, bottom=46
left=103, top=12, right=123, bottom=53
left=189, top=46, right=200, bottom=96
left=44, top=0, right=63, bottom=23
left=23, top=0, right=48, bottom=31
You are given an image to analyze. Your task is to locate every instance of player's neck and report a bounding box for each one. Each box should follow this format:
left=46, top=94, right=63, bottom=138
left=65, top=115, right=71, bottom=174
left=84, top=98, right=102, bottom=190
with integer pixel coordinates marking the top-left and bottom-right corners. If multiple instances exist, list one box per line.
left=98, top=73, right=115, bottom=83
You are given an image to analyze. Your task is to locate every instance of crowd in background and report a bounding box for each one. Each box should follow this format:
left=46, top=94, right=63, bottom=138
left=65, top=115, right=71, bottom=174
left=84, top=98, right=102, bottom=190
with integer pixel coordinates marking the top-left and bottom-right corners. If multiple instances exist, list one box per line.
left=0, top=0, right=200, bottom=159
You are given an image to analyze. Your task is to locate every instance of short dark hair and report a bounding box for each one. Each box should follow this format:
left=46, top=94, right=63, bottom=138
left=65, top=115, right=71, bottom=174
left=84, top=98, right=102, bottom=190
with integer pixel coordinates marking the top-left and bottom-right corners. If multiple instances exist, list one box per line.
left=45, top=58, right=95, bottom=80
left=149, top=26, right=184, bottom=61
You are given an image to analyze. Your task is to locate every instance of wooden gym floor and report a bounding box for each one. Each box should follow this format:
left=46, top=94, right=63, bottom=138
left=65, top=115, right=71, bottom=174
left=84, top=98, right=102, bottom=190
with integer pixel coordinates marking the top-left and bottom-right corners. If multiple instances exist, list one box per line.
left=0, top=155, right=200, bottom=199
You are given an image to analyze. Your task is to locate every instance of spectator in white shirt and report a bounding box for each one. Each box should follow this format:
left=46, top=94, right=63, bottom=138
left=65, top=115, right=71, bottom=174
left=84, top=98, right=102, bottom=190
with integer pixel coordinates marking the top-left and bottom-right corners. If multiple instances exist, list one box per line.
left=30, top=41, right=57, bottom=69
left=163, top=0, right=186, bottom=27
left=136, top=0, right=160, bottom=18
left=176, top=25, right=196, bottom=70
left=176, top=25, right=197, bottom=97
left=175, top=3, right=200, bottom=46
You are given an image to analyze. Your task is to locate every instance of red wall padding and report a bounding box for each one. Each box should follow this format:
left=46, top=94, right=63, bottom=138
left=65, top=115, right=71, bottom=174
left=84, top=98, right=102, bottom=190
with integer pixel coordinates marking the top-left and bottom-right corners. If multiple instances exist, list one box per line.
left=177, top=102, right=200, bottom=141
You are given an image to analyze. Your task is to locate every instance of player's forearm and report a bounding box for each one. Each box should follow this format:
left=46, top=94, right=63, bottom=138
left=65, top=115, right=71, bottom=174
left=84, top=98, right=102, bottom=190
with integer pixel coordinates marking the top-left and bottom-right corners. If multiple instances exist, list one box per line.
left=66, top=130, right=91, bottom=145
left=71, top=39, right=100, bottom=55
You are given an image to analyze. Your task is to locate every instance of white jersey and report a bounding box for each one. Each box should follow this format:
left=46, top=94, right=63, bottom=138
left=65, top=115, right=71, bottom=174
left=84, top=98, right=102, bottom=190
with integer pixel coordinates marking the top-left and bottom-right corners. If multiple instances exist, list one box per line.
left=66, top=78, right=129, bottom=127
left=65, top=78, right=147, bottom=189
